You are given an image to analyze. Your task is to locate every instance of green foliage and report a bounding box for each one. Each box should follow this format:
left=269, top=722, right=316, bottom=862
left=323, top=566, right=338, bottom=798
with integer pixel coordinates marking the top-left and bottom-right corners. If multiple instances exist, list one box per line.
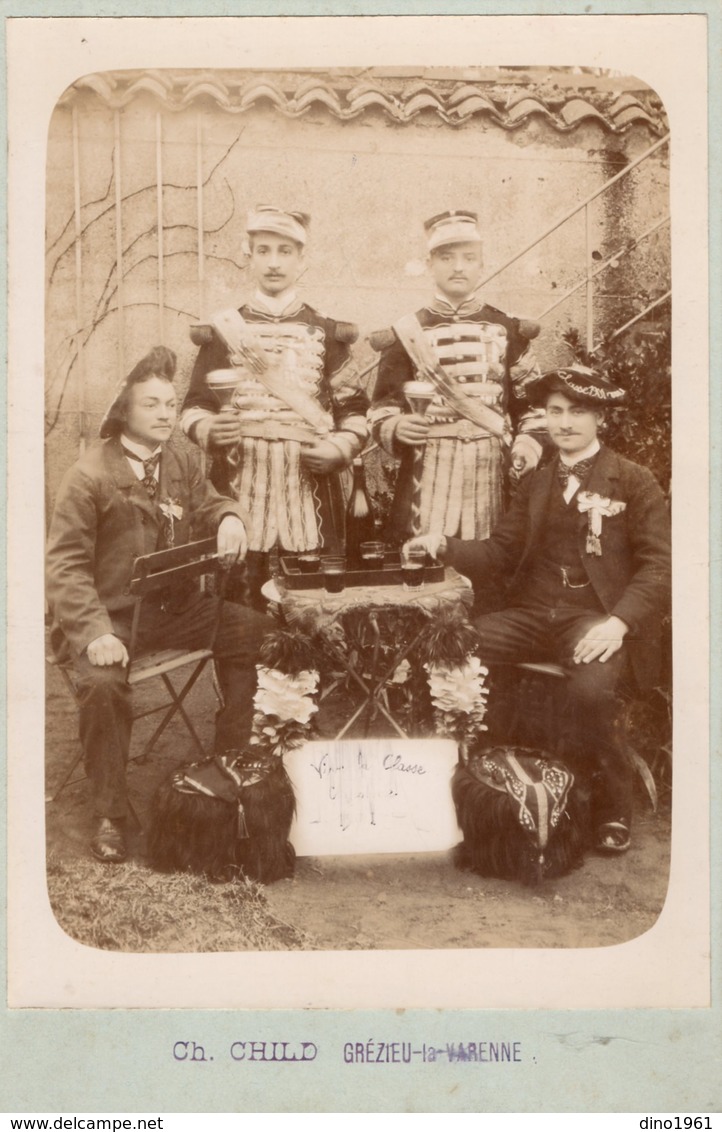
left=566, top=308, right=673, bottom=792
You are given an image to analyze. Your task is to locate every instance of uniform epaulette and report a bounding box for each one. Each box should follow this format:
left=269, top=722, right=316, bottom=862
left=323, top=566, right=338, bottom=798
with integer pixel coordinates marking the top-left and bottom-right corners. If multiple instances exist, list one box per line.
left=516, top=318, right=541, bottom=340
left=368, top=327, right=396, bottom=352
left=483, top=304, right=540, bottom=341
left=481, top=302, right=514, bottom=323
left=189, top=323, right=215, bottom=347
left=334, top=321, right=359, bottom=345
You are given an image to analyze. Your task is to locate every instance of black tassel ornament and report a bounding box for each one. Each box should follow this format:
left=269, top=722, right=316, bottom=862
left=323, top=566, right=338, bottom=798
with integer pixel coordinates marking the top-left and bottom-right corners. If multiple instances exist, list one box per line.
left=147, top=750, right=296, bottom=885
left=452, top=745, right=588, bottom=886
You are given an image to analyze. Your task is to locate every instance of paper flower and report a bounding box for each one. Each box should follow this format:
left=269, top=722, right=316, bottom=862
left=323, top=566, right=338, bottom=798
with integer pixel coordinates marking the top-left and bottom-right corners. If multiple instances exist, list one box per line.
left=425, top=655, right=489, bottom=752
left=253, top=667, right=319, bottom=725
left=426, top=656, right=489, bottom=714
left=391, top=659, right=412, bottom=685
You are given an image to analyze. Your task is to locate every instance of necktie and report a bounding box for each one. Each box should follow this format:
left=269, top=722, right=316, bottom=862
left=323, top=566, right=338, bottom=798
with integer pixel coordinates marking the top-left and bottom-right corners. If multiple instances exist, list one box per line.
left=122, top=447, right=161, bottom=499
left=557, top=457, right=594, bottom=489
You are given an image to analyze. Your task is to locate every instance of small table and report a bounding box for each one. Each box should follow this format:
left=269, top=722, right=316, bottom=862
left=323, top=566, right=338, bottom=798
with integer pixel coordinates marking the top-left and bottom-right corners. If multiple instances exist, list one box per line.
left=266, top=569, right=473, bottom=740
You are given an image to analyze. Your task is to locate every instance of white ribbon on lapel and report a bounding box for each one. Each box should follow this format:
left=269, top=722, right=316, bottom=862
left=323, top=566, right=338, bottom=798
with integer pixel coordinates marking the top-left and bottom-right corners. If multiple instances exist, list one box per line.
left=577, top=491, right=627, bottom=556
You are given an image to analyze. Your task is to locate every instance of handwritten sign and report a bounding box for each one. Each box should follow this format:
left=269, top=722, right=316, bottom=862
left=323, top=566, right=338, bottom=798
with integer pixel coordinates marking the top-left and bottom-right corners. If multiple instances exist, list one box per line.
left=286, top=739, right=461, bottom=856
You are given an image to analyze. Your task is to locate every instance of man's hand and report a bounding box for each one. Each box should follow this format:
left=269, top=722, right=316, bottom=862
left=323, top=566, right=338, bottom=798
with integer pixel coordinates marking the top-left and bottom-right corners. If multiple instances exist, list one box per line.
left=573, top=616, right=629, bottom=665
left=394, top=414, right=431, bottom=446
left=217, top=515, right=248, bottom=567
left=510, top=435, right=541, bottom=482
left=300, top=439, right=346, bottom=475
left=205, top=412, right=243, bottom=450
left=402, top=533, right=448, bottom=562
left=86, top=634, right=129, bottom=667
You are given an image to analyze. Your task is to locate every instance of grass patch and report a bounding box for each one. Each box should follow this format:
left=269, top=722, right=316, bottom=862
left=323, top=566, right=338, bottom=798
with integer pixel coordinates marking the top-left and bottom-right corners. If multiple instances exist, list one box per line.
left=46, top=853, right=314, bottom=953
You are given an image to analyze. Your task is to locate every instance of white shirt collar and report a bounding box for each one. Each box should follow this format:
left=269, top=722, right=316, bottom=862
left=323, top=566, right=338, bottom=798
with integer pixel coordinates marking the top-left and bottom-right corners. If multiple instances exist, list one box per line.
left=559, top=439, right=600, bottom=503
left=559, top=438, right=600, bottom=467
left=120, top=434, right=162, bottom=460
left=120, top=435, right=162, bottom=481
left=252, top=288, right=299, bottom=316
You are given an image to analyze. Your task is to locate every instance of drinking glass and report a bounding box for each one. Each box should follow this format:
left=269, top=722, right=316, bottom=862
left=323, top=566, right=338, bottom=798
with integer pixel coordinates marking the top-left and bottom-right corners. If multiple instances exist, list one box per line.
left=298, top=548, right=321, bottom=574
left=401, top=546, right=426, bottom=589
left=321, top=556, right=346, bottom=593
left=360, top=541, right=386, bottom=571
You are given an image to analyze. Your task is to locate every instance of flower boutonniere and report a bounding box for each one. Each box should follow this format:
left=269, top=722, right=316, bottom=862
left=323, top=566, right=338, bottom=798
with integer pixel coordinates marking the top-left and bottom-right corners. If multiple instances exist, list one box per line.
left=159, top=498, right=183, bottom=547
left=577, top=491, right=626, bottom=556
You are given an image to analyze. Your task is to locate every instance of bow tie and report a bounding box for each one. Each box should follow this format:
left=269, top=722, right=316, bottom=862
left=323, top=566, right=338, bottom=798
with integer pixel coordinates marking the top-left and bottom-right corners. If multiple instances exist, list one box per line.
left=557, top=457, right=595, bottom=488
left=122, top=446, right=161, bottom=499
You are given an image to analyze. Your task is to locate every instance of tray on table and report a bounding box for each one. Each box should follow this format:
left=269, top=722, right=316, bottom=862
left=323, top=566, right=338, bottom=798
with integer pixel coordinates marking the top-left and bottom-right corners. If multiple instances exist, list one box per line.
left=279, top=552, right=444, bottom=590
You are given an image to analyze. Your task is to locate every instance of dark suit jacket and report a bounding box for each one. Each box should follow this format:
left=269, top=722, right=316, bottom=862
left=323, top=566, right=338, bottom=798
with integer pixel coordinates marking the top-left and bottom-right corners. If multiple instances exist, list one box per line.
left=448, top=445, right=671, bottom=687
left=46, top=437, right=247, bottom=659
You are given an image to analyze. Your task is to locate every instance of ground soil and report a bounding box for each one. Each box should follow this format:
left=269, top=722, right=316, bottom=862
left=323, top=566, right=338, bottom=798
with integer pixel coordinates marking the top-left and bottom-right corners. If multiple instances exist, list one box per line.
left=45, top=644, right=671, bottom=952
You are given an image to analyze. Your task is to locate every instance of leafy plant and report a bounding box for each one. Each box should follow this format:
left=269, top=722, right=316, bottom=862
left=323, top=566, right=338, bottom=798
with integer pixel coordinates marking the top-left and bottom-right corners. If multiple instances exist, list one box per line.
left=562, top=302, right=671, bottom=495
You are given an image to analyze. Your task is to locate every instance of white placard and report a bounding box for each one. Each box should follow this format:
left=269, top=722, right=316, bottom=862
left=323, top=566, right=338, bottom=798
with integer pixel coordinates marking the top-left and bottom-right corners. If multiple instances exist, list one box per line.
left=287, top=738, right=461, bottom=856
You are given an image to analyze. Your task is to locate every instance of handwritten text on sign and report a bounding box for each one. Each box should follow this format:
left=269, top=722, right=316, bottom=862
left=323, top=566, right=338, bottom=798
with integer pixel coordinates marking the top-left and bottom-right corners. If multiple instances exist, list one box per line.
left=286, top=739, right=461, bottom=855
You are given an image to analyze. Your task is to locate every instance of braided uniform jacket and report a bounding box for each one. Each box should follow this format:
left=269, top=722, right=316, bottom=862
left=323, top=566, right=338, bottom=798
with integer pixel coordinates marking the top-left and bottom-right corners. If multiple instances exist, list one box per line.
left=369, top=298, right=545, bottom=542
left=181, top=300, right=369, bottom=553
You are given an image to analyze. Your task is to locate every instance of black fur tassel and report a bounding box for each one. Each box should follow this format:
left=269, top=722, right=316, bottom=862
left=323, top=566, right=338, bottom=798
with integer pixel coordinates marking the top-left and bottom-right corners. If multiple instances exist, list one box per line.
left=414, top=607, right=482, bottom=668
left=259, top=628, right=320, bottom=675
left=147, top=757, right=296, bottom=884
left=452, top=747, right=588, bottom=886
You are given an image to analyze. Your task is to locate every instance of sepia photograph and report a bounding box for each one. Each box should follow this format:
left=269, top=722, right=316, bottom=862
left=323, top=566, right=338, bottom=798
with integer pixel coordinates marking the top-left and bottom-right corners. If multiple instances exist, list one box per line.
left=6, top=11, right=711, bottom=1054
left=41, top=56, right=673, bottom=955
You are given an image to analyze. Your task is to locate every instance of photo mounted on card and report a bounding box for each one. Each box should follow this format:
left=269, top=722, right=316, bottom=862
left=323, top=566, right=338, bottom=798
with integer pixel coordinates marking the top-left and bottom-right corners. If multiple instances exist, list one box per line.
left=8, top=14, right=709, bottom=1014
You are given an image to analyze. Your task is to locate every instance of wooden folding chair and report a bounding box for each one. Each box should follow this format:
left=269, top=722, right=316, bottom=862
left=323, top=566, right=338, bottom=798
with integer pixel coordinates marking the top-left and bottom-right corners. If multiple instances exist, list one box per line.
left=48, top=537, right=227, bottom=802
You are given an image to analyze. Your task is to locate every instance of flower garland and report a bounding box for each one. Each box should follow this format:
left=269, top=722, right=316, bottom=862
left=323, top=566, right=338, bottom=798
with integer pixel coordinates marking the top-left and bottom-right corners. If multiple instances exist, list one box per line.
left=247, top=629, right=321, bottom=758
left=416, top=608, right=489, bottom=758
left=425, top=655, right=490, bottom=755
left=249, top=666, right=320, bottom=757
left=247, top=615, right=491, bottom=760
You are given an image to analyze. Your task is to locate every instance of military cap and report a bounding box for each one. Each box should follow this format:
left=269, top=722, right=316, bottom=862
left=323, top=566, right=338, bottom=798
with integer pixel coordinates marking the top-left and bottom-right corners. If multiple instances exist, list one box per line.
left=246, top=206, right=310, bottom=246
left=424, top=210, right=482, bottom=252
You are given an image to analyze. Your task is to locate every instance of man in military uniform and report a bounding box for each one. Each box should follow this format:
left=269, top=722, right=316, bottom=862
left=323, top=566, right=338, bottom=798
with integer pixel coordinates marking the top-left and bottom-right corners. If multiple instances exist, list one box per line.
left=369, top=210, right=546, bottom=546
left=181, top=206, right=369, bottom=606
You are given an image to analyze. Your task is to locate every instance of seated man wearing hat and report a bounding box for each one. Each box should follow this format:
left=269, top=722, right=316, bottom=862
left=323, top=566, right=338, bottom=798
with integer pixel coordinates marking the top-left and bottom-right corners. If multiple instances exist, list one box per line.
left=405, top=365, right=671, bottom=853
left=46, top=346, right=272, bottom=864
left=180, top=206, right=369, bottom=607
left=369, top=210, right=547, bottom=549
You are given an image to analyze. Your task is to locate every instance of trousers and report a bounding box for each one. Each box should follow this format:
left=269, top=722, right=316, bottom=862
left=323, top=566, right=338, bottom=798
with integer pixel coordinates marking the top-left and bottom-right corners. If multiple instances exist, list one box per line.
left=71, top=594, right=272, bottom=818
left=474, top=585, right=631, bottom=829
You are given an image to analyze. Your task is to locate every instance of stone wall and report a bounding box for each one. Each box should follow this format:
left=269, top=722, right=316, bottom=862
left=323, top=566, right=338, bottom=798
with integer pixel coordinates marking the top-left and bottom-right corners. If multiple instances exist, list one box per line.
left=45, top=67, right=669, bottom=510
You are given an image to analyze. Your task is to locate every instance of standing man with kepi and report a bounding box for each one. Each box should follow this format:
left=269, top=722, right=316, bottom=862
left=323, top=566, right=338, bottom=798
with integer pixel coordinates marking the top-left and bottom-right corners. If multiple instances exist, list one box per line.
left=180, top=206, right=369, bottom=607
left=369, top=210, right=547, bottom=549
left=404, top=365, right=671, bottom=855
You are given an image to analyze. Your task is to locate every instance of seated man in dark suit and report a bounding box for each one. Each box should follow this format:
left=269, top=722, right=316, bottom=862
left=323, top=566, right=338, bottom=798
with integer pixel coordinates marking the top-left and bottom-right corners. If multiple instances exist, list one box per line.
left=406, top=365, right=671, bottom=853
left=46, top=346, right=272, bottom=864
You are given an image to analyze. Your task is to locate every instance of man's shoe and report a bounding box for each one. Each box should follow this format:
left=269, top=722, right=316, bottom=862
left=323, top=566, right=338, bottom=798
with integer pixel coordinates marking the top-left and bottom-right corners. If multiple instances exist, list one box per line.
left=595, top=821, right=631, bottom=854
left=90, top=817, right=127, bottom=863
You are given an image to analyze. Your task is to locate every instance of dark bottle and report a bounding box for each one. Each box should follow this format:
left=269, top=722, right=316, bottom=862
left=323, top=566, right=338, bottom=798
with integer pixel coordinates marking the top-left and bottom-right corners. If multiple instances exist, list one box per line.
left=345, top=457, right=376, bottom=570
